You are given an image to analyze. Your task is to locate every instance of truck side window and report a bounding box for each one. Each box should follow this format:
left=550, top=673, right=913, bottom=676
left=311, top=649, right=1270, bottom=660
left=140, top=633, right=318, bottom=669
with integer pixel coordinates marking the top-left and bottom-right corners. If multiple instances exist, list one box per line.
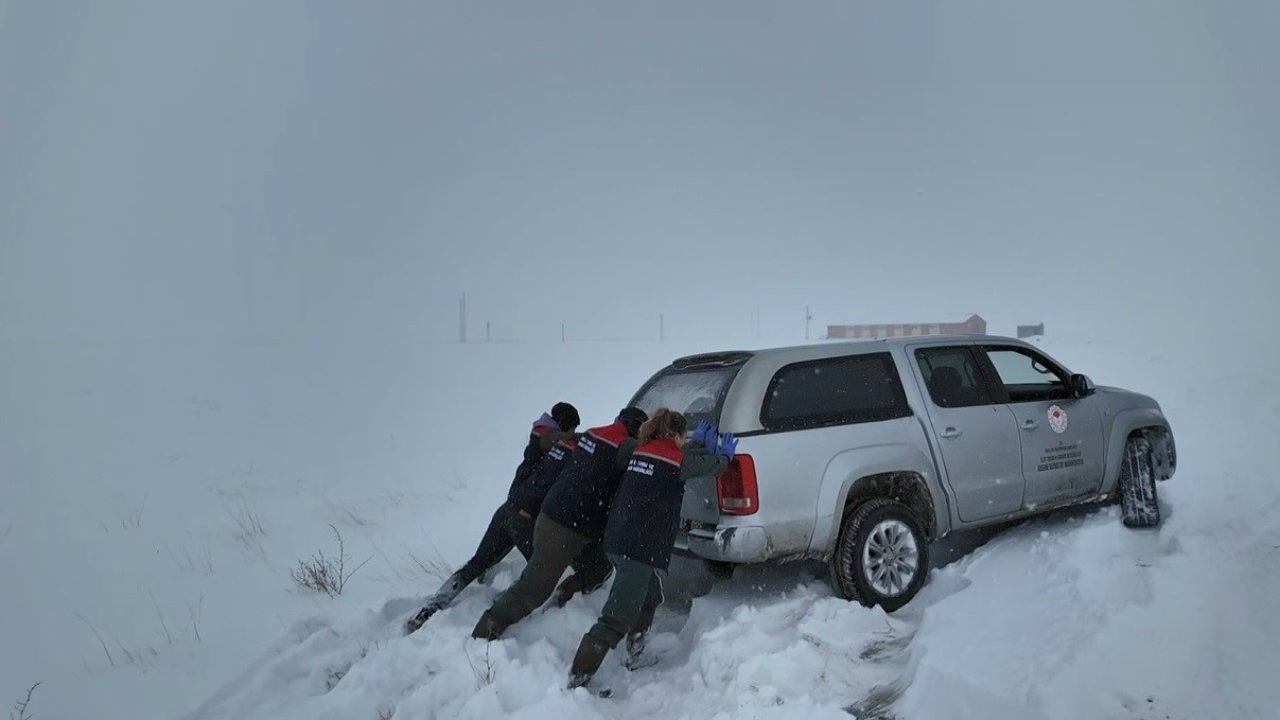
left=915, top=347, right=997, bottom=408
left=981, top=346, right=1072, bottom=403
left=761, top=353, right=910, bottom=432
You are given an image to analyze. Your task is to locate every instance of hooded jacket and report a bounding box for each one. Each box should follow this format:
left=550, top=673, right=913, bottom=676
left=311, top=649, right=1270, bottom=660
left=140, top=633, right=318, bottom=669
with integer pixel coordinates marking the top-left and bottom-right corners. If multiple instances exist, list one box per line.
left=507, top=412, right=570, bottom=495
left=539, top=421, right=638, bottom=541
left=603, top=439, right=728, bottom=570
left=507, top=436, right=578, bottom=516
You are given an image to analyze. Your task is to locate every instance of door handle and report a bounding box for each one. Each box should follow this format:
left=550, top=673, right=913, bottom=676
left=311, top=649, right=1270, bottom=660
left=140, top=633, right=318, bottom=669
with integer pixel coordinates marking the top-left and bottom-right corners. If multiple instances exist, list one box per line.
left=940, top=427, right=962, bottom=440
left=1021, top=419, right=1040, bottom=431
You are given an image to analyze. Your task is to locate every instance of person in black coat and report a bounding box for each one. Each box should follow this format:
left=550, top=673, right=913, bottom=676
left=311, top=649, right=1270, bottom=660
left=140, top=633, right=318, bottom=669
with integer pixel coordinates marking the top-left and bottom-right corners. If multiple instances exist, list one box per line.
left=567, top=408, right=734, bottom=688
left=470, top=407, right=649, bottom=640
left=405, top=402, right=579, bottom=633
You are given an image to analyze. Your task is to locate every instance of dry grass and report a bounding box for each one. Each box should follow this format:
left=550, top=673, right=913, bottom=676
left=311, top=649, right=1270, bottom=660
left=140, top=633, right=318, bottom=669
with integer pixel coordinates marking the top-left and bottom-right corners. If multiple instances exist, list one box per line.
left=290, top=525, right=371, bottom=597
left=10, top=682, right=40, bottom=720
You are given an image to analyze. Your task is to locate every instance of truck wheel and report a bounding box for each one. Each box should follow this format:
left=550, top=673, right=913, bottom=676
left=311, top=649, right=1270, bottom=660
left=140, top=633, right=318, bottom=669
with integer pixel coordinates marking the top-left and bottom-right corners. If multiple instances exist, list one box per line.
left=1118, top=436, right=1160, bottom=528
left=829, top=498, right=929, bottom=612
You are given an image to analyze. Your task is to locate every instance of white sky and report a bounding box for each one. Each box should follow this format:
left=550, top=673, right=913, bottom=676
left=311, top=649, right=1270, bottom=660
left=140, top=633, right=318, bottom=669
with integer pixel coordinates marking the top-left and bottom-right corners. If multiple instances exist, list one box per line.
left=1, top=0, right=1276, bottom=343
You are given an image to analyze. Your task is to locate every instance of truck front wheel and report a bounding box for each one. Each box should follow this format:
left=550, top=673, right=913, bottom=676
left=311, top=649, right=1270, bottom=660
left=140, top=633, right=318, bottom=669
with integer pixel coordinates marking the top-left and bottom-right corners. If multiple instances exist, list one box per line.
left=829, top=498, right=929, bottom=612
left=1118, top=436, right=1161, bottom=528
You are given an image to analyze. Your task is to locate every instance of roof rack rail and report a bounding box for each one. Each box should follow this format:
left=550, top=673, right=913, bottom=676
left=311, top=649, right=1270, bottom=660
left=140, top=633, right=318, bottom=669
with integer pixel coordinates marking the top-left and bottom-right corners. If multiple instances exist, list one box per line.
left=671, top=351, right=753, bottom=369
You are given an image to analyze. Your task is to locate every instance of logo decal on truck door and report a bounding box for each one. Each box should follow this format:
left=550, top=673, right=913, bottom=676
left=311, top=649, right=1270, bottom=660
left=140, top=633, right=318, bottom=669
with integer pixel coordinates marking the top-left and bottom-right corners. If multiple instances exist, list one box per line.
left=1047, top=405, right=1068, bottom=434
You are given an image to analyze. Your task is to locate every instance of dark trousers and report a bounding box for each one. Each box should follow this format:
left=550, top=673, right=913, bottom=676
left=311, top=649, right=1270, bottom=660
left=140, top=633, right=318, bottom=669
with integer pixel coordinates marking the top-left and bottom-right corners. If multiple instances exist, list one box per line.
left=425, top=501, right=535, bottom=610
left=586, top=554, right=664, bottom=648
left=486, top=515, right=613, bottom=625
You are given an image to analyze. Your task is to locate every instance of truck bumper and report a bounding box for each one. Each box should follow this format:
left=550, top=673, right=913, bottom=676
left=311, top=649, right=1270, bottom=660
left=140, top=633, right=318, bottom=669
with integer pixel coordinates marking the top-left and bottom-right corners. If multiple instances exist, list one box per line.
left=674, top=524, right=770, bottom=563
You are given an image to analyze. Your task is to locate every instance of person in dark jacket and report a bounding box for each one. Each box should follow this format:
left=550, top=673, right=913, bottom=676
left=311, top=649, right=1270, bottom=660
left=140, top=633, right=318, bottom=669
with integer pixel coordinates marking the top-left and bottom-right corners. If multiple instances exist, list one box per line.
left=471, top=406, right=649, bottom=640
left=567, top=408, right=734, bottom=688
left=405, top=402, right=580, bottom=633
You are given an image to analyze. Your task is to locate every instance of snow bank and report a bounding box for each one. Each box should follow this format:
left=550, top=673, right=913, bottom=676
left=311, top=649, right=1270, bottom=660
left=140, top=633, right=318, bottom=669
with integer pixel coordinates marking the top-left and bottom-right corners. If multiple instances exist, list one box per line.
left=186, top=560, right=907, bottom=720
left=3, top=331, right=1278, bottom=719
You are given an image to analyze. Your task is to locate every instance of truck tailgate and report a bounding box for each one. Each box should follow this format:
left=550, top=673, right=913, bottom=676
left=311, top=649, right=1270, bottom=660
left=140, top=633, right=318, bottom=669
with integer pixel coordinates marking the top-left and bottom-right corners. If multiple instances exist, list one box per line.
left=680, top=473, right=720, bottom=526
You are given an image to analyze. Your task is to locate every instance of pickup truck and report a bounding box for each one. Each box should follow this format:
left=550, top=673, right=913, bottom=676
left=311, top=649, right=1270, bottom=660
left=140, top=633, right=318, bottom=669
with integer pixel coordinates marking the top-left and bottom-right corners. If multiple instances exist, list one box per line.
left=627, top=336, right=1176, bottom=610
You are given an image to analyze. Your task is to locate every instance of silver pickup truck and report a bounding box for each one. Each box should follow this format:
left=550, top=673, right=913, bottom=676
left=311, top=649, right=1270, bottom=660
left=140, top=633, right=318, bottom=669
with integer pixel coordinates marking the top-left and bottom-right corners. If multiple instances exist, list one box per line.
left=627, top=336, right=1176, bottom=611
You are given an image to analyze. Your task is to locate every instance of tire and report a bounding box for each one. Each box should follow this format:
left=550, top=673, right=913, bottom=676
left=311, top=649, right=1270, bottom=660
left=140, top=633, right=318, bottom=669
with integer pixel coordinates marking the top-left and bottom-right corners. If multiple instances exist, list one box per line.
left=829, top=498, right=930, bottom=612
left=703, top=559, right=736, bottom=581
left=1118, top=436, right=1160, bottom=528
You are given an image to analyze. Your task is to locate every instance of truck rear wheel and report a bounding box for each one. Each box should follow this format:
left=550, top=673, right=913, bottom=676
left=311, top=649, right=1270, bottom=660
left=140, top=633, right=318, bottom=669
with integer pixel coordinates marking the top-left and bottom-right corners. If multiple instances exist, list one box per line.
left=1118, top=436, right=1160, bottom=527
left=829, top=498, right=929, bottom=612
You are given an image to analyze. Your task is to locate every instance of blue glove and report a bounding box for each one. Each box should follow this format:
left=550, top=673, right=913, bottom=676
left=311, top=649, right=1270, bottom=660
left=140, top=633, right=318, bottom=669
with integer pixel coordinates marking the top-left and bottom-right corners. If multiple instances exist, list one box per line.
left=691, top=419, right=717, bottom=449
left=704, top=424, right=722, bottom=449
left=716, top=432, right=738, bottom=461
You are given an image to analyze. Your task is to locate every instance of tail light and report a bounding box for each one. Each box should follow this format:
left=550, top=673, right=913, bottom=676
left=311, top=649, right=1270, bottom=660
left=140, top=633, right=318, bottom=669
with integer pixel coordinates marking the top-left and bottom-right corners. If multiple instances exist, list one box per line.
left=716, top=454, right=759, bottom=515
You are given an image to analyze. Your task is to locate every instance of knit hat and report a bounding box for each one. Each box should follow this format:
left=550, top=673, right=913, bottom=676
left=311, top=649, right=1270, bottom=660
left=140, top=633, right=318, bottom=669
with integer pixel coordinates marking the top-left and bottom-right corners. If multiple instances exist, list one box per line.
left=551, top=402, right=581, bottom=432
left=616, top=407, right=649, bottom=437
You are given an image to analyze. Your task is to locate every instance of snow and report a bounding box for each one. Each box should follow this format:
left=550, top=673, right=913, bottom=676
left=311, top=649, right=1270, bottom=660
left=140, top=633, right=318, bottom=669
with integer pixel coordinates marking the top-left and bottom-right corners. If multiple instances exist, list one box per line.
left=2, top=331, right=1278, bottom=719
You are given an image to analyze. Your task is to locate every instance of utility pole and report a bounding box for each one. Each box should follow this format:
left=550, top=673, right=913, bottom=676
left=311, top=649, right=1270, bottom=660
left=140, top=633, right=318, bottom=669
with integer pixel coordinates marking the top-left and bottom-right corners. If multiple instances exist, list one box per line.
left=561, top=323, right=566, bottom=343
left=805, top=305, right=813, bottom=341
left=659, top=313, right=665, bottom=342
left=459, top=293, right=467, bottom=343
left=486, top=321, right=491, bottom=343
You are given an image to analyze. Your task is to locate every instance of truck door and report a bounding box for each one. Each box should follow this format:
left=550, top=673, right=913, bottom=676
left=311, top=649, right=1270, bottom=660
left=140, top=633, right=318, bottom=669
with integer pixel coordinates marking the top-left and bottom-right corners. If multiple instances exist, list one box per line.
left=913, top=346, right=1024, bottom=522
left=978, top=345, right=1106, bottom=509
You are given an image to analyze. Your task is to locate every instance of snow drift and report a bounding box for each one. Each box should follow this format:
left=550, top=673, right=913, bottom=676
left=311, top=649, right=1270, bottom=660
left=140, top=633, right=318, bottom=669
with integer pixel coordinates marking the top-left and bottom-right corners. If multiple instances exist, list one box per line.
left=2, top=331, right=1278, bottom=720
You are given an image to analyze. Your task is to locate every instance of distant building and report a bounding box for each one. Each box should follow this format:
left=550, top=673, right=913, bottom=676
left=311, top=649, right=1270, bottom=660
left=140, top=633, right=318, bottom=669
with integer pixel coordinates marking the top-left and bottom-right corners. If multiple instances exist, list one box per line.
left=826, top=314, right=987, bottom=340
left=1017, top=323, right=1045, bottom=339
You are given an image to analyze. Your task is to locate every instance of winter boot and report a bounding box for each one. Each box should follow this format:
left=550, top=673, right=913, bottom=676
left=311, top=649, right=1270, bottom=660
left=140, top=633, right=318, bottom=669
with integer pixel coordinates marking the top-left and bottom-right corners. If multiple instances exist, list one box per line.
left=405, top=603, right=440, bottom=634
left=622, top=629, right=651, bottom=670
left=470, top=611, right=509, bottom=641
left=552, top=575, right=582, bottom=608
left=624, top=605, right=658, bottom=670
left=567, top=635, right=611, bottom=689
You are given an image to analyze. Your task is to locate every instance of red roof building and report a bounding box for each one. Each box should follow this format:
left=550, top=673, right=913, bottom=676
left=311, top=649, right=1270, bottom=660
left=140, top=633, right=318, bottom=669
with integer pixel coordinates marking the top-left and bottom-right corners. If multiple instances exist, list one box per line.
left=826, top=314, right=987, bottom=340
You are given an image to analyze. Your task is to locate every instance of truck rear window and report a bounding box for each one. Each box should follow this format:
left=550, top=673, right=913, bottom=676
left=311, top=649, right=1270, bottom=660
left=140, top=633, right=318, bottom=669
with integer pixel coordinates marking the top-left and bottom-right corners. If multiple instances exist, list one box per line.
left=629, top=365, right=741, bottom=427
left=762, top=352, right=910, bottom=431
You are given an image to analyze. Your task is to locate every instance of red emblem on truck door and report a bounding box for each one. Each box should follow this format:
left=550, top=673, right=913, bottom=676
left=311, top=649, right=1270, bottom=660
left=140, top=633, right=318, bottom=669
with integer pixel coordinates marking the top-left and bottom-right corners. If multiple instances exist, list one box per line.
left=1048, top=405, right=1068, bottom=434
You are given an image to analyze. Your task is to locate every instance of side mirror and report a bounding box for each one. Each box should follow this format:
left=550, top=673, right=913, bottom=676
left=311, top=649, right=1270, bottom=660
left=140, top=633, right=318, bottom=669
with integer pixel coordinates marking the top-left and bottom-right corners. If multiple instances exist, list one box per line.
left=1070, top=373, right=1096, bottom=398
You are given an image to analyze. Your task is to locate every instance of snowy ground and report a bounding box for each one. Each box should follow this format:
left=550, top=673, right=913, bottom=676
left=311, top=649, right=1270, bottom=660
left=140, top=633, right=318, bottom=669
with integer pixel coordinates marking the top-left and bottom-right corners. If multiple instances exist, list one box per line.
left=2, top=330, right=1278, bottom=719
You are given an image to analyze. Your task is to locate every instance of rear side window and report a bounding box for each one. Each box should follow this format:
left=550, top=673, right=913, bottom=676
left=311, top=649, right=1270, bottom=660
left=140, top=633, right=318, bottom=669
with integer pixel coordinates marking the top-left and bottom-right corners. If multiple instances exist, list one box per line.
left=630, top=365, right=741, bottom=427
left=762, top=353, right=910, bottom=432
left=916, top=347, right=998, bottom=408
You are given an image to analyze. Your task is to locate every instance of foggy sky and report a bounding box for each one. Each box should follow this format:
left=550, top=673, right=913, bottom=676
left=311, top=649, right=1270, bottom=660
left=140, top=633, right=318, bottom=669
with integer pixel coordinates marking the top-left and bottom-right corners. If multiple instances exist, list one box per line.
left=1, top=1, right=1276, bottom=344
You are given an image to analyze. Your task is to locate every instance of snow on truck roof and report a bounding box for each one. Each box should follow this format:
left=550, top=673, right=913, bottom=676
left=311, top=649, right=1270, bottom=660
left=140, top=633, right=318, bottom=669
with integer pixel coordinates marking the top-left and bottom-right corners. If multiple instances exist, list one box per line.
left=672, top=335, right=1019, bottom=367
